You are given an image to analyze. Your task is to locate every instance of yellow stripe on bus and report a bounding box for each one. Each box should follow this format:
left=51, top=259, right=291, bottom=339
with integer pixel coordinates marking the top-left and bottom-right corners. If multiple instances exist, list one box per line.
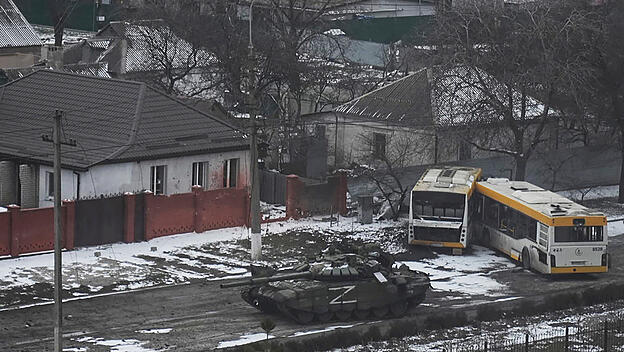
left=475, top=183, right=607, bottom=227
left=409, top=240, right=465, bottom=248
left=550, top=266, right=608, bottom=274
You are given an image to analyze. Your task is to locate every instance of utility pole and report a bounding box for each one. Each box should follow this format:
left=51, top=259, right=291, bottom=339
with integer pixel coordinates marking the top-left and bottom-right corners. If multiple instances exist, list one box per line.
left=248, top=0, right=262, bottom=261
left=42, top=110, right=76, bottom=352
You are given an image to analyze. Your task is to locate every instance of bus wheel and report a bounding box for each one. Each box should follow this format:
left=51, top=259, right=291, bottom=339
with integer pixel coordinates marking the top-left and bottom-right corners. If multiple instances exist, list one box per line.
left=522, top=247, right=531, bottom=270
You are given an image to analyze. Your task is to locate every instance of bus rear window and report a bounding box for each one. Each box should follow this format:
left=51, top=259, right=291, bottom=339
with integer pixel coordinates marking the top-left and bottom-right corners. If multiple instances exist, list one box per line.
left=554, top=226, right=604, bottom=243
left=412, top=191, right=465, bottom=218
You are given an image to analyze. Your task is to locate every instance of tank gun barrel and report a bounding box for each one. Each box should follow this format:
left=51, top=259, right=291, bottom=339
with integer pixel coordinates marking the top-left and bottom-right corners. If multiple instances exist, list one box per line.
left=220, top=271, right=314, bottom=288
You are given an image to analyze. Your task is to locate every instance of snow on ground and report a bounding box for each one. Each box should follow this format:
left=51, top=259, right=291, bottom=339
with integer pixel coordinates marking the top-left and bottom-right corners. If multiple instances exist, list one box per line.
left=32, top=25, right=95, bottom=45
left=558, top=185, right=619, bottom=202
left=0, top=206, right=6, bottom=212
left=340, top=300, right=624, bottom=352
left=399, top=245, right=517, bottom=297
left=217, top=332, right=273, bottom=348
left=71, top=336, right=159, bottom=352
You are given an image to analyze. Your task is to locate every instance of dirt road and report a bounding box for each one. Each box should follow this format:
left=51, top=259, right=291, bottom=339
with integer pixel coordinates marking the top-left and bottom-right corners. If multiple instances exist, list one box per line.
left=2, top=236, right=623, bottom=351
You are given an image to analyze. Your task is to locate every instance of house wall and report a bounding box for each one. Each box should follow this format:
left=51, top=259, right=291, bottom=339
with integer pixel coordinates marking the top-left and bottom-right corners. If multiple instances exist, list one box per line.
left=0, top=161, right=18, bottom=205
left=35, top=149, right=250, bottom=207
left=0, top=46, right=42, bottom=69
left=307, top=112, right=439, bottom=169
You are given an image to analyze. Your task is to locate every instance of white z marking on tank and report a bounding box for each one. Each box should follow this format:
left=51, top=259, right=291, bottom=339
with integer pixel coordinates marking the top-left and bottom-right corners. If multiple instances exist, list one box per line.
left=328, top=285, right=357, bottom=305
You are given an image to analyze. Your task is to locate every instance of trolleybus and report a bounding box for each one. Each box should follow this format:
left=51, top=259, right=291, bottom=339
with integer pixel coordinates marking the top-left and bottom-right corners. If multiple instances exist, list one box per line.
left=475, top=178, right=608, bottom=274
left=408, top=166, right=482, bottom=254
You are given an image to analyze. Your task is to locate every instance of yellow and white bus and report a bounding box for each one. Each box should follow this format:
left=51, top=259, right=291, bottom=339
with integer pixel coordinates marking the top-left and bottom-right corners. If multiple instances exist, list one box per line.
left=408, top=166, right=482, bottom=254
left=475, top=178, right=608, bottom=274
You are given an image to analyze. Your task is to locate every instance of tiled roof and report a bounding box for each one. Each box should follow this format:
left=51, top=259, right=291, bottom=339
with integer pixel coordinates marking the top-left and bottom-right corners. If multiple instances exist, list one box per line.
left=0, top=0, right=41, bottom=48
left=0, top=70, right=246, bottom=170
left=335, top=68, right=433, bottom=126
left=95, top=21, right=214, bottom=73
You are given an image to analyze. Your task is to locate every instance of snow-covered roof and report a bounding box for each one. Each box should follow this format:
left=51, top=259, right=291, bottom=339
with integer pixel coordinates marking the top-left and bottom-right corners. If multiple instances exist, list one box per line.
left=95, top=21, right=215, bottom=73
left=432, top=66, right=552, bottom=127
left=412, top=166, right=482, bottom=195
left=0, top=0, right=41, bottom=48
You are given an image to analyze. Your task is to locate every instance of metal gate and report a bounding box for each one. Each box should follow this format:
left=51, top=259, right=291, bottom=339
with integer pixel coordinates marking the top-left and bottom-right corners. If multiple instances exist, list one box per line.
left=74, top=196, right=125, bottom=246
left=260, top=170, right=287, bottom=205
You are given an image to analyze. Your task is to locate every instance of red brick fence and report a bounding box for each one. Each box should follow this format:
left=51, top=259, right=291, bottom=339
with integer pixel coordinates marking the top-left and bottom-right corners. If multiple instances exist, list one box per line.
left=0, top=173, right=347, bottom=257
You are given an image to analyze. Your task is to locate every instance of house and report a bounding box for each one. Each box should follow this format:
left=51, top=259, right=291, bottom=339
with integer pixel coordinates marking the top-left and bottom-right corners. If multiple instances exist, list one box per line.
left=0, top=70, right=249, bottom=208
left=62, top=20, right=213, bottom=90
left=302, top=66, right=568, bottom=171
left=0, top=0, right=42, bottom=69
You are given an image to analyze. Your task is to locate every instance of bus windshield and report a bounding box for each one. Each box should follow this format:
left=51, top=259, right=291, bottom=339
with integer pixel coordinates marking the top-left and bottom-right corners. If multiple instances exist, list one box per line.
left=554, top=226, right=604, bottom=243
left=412, top=191, right=465, bottom=219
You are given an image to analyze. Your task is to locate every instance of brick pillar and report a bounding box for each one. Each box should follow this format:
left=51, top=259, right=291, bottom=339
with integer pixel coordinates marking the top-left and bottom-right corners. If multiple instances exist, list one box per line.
left=62, top=200, right=76, bottom=250
left=8, top=204, right=20, bottom=257
left=192, top=186, right=202, bottom=233
left=286, top=175, right=304, bottom=220
left=143, top=191, right=154, bottom=241
left=123, top=193, right=136, bottom=243
left=337, top=172, right=348, bottom=216
left=19, top=164, right=39, bottom=209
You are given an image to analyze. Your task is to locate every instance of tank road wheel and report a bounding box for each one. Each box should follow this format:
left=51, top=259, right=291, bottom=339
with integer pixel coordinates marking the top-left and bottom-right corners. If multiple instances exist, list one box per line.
left=390, top=301, right=408, bottom=317
left=335, top=310, right=352, bottom=321
left=353, top=309, right=370, bottom=320
left=522, top=247, right=531, bottom=271
left=372, top=306, right=389, bottom=319
left=315, top=311, right=333, bottom=323
left=295, top=310, right=314, bottom=324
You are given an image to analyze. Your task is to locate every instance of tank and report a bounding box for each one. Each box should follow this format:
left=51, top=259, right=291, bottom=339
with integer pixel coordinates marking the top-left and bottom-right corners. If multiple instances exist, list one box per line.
left=220, top=247, right=430, bottom=324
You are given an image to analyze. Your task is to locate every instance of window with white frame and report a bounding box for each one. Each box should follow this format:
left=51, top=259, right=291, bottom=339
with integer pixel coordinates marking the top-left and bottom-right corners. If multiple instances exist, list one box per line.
left=46, top=171, right=54, bottom=198
left=223, top=158, right=239, bottom=188
left=192, top=161, right=209, bottom=188
left=150, top=165, right=166, bottom=195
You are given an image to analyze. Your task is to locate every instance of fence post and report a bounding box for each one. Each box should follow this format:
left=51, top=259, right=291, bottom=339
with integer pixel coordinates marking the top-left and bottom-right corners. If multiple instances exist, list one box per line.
left=8, top=204, right=20, bottom=257
left=192, top=186, right=202, bottom=233
left=565, top=325, right=569, bottom=352
left=62, top=199, right=75, bottom=250
left=484, top=340, right=487, bottom=352
left=286, top=175, right=303, bottom=219
left=525, top=333, right=529, bottom=352
left=123, top=193, right=136, bottom=243
left=143, top=190, right=154, bottom=241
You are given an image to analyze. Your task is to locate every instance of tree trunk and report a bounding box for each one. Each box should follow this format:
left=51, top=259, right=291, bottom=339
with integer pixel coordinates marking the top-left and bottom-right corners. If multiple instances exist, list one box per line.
left=514, top=156, right=528, bottom=181
left=54, top=24, right=64, bottom=47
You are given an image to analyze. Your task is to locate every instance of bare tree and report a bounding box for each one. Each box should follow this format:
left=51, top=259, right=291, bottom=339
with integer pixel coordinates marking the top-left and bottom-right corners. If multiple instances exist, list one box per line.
left=48, top=0, right=88, bottom=47
left=574, top=0, right=624, bottom=202
left=355, top=130, right=431, bottom=220
left=430, top=0, right=590, bottom=181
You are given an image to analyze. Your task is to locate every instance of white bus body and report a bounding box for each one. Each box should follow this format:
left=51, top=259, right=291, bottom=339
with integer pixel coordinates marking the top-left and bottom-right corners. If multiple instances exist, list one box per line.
left=408, top=167, right=482, bottom=254
left=475, top=178, right=608, bottom=274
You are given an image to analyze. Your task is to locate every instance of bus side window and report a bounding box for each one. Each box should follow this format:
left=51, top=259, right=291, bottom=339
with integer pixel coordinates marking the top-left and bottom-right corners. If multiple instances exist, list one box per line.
left=484, top=197, right=498, bottom=227
left=527, top=218, right=537, bottom=242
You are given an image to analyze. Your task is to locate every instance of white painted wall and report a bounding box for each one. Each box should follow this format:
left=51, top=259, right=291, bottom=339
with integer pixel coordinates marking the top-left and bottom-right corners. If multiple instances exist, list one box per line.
left=37, top=150, right=250, bottom=206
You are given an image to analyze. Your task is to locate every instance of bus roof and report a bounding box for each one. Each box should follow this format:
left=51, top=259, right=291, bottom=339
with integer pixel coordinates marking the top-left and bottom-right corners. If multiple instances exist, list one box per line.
left=476, top=178, right=606, bottom=226
left=412, top=166, right=482, bottom=195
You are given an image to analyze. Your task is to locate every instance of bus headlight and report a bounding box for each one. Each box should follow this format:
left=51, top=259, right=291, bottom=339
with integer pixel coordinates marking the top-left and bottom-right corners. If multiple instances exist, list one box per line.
left=550, top=255, right=556, bottom=267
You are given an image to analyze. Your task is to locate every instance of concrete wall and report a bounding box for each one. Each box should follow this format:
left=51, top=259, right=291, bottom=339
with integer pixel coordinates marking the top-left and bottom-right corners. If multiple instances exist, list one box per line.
left=34, top=150, right=250, bottom=207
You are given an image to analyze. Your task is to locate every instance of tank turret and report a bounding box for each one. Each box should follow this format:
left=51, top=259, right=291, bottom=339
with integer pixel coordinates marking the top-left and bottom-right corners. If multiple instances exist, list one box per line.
left=220, top=248, right=430, bottom=324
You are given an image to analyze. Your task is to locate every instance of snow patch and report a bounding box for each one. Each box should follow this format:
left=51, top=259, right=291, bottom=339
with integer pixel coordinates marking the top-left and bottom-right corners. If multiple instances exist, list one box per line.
left=217, top=333, right=273, bottom=348
left=399, top=245, right=516, bottom=297
left=74, top=336, right=159, bottom=352
left=137, top=328, right=172, bottom=334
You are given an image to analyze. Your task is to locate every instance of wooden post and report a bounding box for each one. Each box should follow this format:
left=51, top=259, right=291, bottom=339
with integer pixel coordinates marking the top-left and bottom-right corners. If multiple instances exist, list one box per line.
left=565, top=325, right=569, bottom=352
